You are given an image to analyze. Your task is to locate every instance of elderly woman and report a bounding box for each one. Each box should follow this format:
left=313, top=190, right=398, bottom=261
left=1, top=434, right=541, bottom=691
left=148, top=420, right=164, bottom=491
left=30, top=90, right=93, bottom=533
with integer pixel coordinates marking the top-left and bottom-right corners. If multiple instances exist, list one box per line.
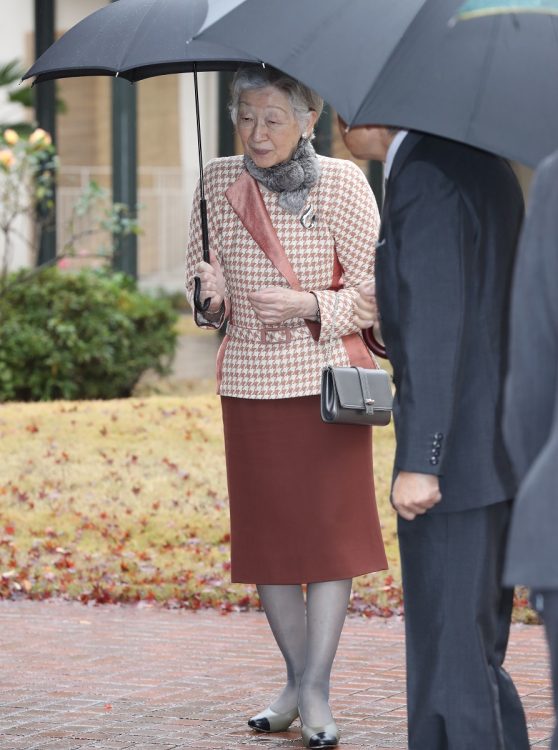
left=186, top=65, right=387, bottom=749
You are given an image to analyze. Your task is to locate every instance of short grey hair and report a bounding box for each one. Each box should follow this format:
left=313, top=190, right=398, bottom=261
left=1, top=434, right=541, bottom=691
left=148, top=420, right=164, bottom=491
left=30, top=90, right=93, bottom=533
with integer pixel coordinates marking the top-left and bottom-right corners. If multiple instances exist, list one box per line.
left=230, top=65, right=324, bottom=137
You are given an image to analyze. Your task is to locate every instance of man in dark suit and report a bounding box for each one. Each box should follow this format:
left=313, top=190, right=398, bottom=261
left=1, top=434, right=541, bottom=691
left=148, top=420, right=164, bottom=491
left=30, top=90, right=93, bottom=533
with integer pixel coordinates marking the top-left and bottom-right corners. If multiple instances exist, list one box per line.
left=503, top=149, right=558, bottom=750
left=341, top=122, right=530, bottom=749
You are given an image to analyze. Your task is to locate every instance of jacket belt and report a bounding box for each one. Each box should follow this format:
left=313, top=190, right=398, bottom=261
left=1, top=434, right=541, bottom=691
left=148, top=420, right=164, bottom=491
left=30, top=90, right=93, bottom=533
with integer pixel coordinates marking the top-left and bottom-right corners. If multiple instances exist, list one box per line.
left=226, top=322, right=313, bottom=345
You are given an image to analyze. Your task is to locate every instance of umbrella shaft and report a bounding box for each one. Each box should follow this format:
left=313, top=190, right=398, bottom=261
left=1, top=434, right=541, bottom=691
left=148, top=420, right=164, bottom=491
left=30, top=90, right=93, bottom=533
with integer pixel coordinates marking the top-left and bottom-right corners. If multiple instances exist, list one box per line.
left=200, top=197, right=210, bottom=263
left=193, top=64, right=205, bottom=200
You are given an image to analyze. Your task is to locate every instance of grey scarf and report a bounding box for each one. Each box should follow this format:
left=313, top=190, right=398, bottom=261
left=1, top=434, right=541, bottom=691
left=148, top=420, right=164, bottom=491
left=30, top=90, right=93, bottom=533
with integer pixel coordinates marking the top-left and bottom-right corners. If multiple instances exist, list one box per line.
left=244, top=137, right=321, bottom=215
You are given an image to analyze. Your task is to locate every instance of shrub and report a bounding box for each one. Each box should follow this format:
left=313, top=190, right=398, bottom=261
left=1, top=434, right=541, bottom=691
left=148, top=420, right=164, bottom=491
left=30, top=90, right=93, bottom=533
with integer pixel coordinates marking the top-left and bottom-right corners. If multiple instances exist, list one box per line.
left=0, top=267, right=178, bottom=401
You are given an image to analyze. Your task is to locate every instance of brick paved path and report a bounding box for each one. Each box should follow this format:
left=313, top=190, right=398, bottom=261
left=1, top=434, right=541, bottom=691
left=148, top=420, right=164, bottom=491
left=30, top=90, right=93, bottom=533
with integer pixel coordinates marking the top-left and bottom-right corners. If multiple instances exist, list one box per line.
left=0, top=602, right=553, bottom=750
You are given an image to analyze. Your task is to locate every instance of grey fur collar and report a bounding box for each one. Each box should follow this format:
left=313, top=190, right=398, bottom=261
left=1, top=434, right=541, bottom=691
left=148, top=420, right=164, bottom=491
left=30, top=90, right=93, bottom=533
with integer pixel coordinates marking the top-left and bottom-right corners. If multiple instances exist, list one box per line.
left=244, top=138, right=320, bottom=215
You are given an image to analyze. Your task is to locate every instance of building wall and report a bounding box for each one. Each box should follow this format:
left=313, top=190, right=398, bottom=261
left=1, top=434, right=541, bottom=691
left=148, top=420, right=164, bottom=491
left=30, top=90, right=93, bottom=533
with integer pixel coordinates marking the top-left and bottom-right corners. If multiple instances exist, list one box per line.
left=56, top=66, right=183, bottom=171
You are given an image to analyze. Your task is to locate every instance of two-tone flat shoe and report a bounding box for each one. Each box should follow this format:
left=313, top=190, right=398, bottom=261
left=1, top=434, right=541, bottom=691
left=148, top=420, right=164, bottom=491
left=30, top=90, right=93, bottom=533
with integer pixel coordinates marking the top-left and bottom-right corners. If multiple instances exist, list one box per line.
left=247, top=705, right=299, bottom=733
left=301, top=720, right=340, bottom=748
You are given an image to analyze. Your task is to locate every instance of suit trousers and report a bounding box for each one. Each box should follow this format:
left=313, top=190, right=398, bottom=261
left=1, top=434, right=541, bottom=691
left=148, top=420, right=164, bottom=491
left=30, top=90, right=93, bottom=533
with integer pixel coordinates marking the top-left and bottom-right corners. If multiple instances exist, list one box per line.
left=533, top=590, right=558, bottom=750
left=398, top=500, right=529, bottom=750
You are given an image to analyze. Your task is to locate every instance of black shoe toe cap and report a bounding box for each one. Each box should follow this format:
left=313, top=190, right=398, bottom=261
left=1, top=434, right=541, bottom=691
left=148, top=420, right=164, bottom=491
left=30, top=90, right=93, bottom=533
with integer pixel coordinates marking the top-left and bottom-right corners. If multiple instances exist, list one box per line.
left=248, top=717, right=271, bottom=732
left=308, top=732, right=338, bottom=748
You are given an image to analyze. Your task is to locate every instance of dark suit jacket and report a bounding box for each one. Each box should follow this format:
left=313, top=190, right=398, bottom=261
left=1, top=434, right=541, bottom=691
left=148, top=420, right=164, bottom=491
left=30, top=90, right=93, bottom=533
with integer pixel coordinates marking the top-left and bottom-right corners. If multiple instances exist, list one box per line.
left=503, top=150, right=558, bottom=588
left=375, top=132, right=524, bottom=512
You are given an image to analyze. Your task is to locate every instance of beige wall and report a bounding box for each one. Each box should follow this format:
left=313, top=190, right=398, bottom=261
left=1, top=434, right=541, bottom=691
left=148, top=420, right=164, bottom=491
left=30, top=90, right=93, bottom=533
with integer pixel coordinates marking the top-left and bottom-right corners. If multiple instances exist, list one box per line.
left=56, top=73, right=181, bottom=171
left=57, top=77, right=107, bottom=168
left=138, top=77, right=180, bottom=168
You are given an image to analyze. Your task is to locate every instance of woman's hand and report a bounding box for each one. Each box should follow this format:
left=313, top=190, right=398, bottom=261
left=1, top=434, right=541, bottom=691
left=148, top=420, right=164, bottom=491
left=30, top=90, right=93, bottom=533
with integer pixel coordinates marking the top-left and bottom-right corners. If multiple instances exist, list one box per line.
left=354, top=280, right=379, bottom=329
left=194, top=257, right=226, bottom=313
left=248, top=287, right=317, bottom=326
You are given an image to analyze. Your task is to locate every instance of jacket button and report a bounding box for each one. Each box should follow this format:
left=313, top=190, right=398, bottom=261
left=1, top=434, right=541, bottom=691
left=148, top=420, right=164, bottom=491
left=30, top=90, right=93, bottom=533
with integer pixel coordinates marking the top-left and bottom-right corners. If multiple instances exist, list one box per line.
left=435, top=432, right=444, bottom=440
left=429, top=457, right=439, bottom=465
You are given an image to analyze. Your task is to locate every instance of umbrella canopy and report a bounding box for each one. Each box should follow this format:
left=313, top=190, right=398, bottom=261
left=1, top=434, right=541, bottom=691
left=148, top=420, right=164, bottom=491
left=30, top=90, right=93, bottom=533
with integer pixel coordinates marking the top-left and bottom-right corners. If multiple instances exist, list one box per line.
left=23, top=0, right=258, bottom=312
left=23, top=0, right=256, bottom=83
left=195, top=0, right=558, bottom=167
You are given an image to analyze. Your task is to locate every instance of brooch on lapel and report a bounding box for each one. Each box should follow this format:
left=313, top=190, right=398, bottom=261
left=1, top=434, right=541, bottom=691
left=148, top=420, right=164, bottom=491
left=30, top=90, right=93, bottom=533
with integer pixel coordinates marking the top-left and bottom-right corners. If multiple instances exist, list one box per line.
left=300, top=204, right=316, bottom=229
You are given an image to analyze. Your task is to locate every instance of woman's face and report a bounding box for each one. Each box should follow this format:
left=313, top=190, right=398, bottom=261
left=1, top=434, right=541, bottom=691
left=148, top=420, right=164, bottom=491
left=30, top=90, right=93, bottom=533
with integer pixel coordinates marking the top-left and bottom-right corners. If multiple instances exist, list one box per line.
left=237, top=86, right=315, bottom=168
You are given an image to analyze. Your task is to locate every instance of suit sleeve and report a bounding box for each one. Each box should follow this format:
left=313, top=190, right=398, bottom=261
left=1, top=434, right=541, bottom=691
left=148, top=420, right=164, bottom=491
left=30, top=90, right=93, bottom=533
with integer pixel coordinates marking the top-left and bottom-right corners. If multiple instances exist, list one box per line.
left=390, top=161, right=467, bottom=475
left=312, top=161, right=380, bottom=342
left=503, top=159, right=558, bottom=482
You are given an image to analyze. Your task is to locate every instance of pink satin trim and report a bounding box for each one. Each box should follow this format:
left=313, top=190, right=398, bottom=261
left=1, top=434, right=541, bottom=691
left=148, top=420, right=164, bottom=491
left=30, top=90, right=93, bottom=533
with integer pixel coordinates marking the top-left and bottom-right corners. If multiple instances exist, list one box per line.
left=226, top=171, right=302, bottom=291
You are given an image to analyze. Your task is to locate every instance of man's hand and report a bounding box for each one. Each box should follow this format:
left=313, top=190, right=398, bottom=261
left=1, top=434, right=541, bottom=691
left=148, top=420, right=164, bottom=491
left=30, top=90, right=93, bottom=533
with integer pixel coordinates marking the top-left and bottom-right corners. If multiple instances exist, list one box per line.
left=354, top=280, right=379, bottom=329
left=391, top=471, right=442, bottom=521
left=248, top=287, right=317, bottom=326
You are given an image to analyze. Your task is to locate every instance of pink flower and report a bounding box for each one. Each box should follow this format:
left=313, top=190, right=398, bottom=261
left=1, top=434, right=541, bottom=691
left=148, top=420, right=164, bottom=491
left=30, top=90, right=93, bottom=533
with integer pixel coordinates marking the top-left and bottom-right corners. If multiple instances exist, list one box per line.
left=57, top=258, right=71, bottom=269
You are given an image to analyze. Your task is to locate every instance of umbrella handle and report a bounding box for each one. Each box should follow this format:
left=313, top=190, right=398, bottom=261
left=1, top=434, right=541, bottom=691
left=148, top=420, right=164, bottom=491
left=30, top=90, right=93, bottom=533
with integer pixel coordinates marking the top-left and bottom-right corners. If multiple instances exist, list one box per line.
left=193, top=276, right=211, bottom=313
left=200, top=197, right=210, bottom=263
left=193, top=197, right=211, bottom=313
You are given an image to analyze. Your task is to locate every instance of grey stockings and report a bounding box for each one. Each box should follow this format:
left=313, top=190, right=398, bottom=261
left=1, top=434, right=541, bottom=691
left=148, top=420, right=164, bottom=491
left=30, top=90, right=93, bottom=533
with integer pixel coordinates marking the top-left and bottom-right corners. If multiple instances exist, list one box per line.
left=256, top=578, right=352, bottom=727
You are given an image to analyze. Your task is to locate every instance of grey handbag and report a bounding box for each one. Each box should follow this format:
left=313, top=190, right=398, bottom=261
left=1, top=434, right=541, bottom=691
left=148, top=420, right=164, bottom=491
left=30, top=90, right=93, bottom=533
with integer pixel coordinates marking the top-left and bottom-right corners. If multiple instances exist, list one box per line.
left=321, top=365, right=393, bottom=426
left=319, top=293, right=393, bottom=426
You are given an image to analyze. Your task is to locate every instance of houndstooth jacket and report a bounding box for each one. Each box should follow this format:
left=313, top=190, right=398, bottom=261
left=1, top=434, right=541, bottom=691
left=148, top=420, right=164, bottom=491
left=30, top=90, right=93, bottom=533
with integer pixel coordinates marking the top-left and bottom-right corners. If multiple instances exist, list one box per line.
left=185, top=154, right=380, bottom=399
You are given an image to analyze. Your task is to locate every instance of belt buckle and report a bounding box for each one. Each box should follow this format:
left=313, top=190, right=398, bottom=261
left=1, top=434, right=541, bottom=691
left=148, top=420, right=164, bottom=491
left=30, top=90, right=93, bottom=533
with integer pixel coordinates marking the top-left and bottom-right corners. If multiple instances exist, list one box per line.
left=261, top=327, right=292, bottom=344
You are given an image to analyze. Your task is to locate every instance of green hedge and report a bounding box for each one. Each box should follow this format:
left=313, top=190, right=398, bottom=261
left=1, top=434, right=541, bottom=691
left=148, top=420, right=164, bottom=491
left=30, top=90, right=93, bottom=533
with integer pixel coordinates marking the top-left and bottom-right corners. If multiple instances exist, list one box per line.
left=0, top=268, right=178, bottom=401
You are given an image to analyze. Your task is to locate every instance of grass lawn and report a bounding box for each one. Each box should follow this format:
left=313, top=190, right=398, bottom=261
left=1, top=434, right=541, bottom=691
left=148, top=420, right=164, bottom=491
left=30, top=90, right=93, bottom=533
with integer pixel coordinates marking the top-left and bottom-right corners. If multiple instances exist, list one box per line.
left=0, top=385, right=533, bottom=620
left=0, top=394, right=401, bottom=616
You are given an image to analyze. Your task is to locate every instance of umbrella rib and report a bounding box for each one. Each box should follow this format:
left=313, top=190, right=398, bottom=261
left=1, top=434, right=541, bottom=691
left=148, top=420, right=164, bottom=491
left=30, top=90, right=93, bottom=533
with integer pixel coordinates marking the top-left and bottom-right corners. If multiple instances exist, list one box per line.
left=463, top=16, right=501, bottom=141
left=113, top=0, right=161, bottom=75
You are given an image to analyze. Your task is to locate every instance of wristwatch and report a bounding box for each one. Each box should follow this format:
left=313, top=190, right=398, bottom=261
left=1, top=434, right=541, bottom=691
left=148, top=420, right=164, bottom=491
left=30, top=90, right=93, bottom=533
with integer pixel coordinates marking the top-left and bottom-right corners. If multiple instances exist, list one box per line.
left=310, top=292, right=321, bottom=323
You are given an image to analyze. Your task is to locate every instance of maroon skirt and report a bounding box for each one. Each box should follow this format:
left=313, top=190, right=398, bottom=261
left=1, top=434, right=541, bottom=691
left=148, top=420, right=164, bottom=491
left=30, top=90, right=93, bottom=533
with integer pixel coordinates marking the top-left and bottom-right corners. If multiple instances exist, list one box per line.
left=221, top=396, right=387, bottom=584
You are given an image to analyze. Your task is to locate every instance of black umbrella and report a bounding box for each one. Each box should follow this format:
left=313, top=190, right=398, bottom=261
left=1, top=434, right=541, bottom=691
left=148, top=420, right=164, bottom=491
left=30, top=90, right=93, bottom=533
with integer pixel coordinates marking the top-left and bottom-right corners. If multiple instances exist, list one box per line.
left=23, top=0, right=258, bottom=312
left=195, top=0, right=558, bottom=167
